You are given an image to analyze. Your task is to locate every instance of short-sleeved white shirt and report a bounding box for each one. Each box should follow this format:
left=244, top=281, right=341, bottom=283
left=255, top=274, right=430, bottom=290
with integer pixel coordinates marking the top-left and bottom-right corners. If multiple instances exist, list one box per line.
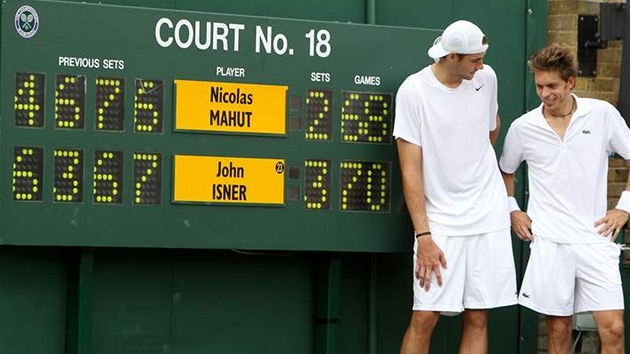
left=393, top=65, right=510, bottom=236
left=500, top=95, right=630, bottom=243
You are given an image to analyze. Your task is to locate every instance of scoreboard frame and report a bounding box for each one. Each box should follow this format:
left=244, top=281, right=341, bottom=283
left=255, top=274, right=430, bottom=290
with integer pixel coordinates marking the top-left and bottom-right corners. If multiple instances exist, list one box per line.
left=1, top=0, right=439, bottom=252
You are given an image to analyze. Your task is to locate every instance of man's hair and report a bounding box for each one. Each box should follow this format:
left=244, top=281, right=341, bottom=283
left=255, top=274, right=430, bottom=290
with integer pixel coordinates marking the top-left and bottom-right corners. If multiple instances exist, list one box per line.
left=528, top=45, right=578, bottom=81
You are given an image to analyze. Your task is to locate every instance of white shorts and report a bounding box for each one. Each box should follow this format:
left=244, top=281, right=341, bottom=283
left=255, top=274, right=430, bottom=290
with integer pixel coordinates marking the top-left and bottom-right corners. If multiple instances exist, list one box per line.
left=519, top=238, right=624, bottom=316
left=412, top=228, right=517, bottom=314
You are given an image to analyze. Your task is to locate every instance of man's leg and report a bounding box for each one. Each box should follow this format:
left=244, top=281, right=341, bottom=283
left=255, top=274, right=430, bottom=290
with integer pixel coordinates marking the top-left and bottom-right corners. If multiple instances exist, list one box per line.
left=400, top=310, right=440, bottom=354
left=546, top=315, right=572, bottom=354
left=459, top=309, right=488, bottom=354
left=593, top=310, right=624, bottom=354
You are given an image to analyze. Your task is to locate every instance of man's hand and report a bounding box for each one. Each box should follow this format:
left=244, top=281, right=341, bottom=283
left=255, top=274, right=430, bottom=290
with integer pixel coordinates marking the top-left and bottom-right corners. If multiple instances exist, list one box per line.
left=415, top=236, right=447, bottom=291
left=595, top=209, right=629, bottom=240
left=511, top=211, right=533, bottom=241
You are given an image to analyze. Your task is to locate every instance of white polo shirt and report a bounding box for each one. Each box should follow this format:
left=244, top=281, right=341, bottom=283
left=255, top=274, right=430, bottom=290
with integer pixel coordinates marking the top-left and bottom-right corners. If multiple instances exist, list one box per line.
left=500, top=95, right=630, bottom=243
left=393, top=65, right=510, bottom=236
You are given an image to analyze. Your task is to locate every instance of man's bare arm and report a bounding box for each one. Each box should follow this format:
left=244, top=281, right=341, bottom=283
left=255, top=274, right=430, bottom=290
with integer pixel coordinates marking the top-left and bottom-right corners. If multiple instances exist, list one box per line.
left=397, top=139, right=429, bottom=235
left=490, top=115, right=501, bottom=146
left=501, top=171, right=533, bottom=241
left=595, top=159, right=630, bottom=239
left=397, top=138, right=446, bottom=290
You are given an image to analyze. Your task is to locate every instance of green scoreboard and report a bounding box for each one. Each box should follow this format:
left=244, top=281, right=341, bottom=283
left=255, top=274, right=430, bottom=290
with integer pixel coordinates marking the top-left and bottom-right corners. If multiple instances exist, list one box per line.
left=1, top=0, right=437, bottom=251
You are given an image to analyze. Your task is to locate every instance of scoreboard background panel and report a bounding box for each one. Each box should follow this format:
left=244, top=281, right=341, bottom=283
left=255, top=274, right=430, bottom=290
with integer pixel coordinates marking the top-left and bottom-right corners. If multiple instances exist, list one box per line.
left=0, top=0, right=438, bottom=252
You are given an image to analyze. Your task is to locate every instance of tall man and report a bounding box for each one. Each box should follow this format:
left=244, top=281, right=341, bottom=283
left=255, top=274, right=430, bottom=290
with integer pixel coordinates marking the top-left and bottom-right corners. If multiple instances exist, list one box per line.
left=394, top=20, right=517, bottom=354
left=500, top=45, right=629, bottom=354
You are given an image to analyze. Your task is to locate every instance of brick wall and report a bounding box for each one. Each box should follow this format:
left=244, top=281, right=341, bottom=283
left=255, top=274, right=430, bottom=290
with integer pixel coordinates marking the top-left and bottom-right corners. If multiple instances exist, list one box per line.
left=548, top=1, right=623, bottom=104
left=540, top=1, right=626, bottom=353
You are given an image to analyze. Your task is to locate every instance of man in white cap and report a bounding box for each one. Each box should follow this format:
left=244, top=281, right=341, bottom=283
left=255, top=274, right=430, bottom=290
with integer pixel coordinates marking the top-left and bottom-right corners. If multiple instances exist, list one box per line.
left=393, top=20, right=517, bottom=354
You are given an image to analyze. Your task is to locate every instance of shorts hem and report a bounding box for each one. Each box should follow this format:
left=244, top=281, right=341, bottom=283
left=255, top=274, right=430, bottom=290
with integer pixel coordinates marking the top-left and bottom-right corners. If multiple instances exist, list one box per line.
left=412, top=299, right=517, bottom=313
left=464, top=299, right=518, bottom=310
left=519, top=299, right=572, bottom=316
left=412, top=305, right=463, bottom=313
left=575, top=304, right=625, bottom=313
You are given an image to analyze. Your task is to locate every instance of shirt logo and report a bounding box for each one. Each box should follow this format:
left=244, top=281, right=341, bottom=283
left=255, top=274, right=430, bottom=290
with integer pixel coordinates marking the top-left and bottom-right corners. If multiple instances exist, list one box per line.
left=521, top=293, right=530, bottom=298
left=582, top=130, right=591, bottom=134
left=475, top=84, right=484, bottom=91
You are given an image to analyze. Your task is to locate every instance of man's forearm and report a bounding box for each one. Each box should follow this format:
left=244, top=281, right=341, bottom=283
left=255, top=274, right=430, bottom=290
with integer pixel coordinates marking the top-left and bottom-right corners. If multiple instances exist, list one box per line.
left=402, top=175, right=430, bottom=235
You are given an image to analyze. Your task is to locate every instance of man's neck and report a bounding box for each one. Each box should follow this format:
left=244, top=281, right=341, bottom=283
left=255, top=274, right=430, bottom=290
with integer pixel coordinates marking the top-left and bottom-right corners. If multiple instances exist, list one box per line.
left=544, top=96, right=576, bottom=120
left=431, top=62, right=462, bottom=88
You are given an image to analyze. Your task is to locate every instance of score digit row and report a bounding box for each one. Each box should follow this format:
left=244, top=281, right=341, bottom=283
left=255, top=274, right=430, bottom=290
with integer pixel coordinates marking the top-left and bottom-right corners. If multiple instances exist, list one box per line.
left=304, top=158, right=391, bottom=212
left=12, top=146, right=162, bottom=205
left=14, top=72, right=163, bottom=133
left=305, top=89, right=393, bottom=144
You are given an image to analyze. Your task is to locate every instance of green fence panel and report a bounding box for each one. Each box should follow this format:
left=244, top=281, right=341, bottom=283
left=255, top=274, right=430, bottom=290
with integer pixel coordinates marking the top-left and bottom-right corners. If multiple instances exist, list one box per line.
left=0, top=247, right=67, bottom=354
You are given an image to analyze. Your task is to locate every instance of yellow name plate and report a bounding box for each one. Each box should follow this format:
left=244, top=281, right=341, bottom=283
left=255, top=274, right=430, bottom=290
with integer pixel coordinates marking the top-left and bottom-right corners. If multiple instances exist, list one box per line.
left=173, top=155, right=285, bottom=205
left=174, top=80, right=288, bottom=135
